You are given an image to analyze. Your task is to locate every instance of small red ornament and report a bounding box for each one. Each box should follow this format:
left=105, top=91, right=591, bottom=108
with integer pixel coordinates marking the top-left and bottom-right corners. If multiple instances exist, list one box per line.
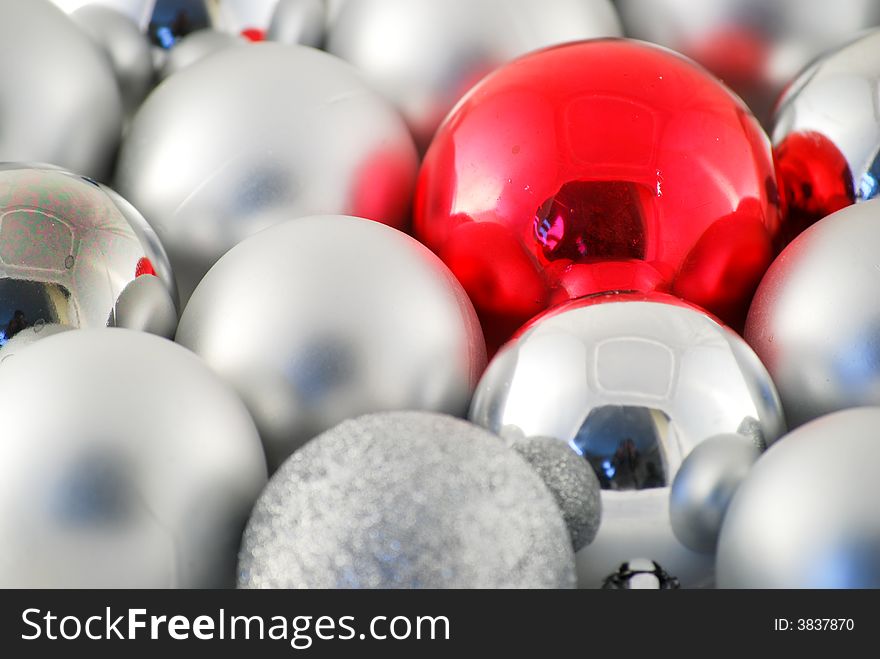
left=415, top=40, right=782, bottom=352
left=240, top=27, right=265, bottom=42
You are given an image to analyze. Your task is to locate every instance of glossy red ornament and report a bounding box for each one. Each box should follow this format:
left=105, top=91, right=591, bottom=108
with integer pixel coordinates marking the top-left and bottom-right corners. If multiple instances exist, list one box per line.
left=415, top=40, right=782, bottom=352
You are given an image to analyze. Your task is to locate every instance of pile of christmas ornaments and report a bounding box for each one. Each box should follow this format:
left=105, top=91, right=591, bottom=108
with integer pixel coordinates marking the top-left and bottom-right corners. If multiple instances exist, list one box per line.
left=2, top=0, right=880, bottom=590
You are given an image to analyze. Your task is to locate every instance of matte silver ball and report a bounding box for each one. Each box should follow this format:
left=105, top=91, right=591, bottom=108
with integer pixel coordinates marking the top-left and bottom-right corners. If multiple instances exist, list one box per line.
left=0, top=328, right=268, bottom=587
left=512, top=436, right=602, bottom=552
left=325, top=0, right=622, bottom=149
left=72, top=4, right=154, bottom=116
left=745, top=200, right=880, bottom=427
left=238, top=411, right=575, bottom=589
left=0, top=0, right=123, bottom=180
left=469, top=293, right=786, bottom=588
left=267, top=0, right=326, bottom=48
left=0, top=164, right=178, bottom=348
left=116, top=43, right=418, bottom=303
left=176, top=215, right=487, bottom=471
left=670, top=434, right=761, bottom=554
left=717, top=407, right=880, bottom=588
left=617, top=0, right=880, bottom=127
left=159, top=29, right=246, bottom=81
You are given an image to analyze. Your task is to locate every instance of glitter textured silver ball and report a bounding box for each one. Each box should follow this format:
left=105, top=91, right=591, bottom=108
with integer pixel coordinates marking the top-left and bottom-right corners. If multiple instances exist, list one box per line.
left=511, top=436, right=602, bottom=552
left=159, top=29, right=246, bottom=81
left=669, top=433, right=761, bottom=554
left=0, top=164, right=178, bottom=348
left=267, top=0, right=326, bottom=48
left=238, top=411, right=576, bottom=589
left=469, top=293, right=785, bottom=588
left=717, top=407, right=880, bottom=588
left=116, top=42, right=418, bottom=303
left=0, top=0, right=123, bottom=181
left=72, top=4, right=154, bottom=117
left=0, top=328, right=268, bottom=587
left=745, top=200, right=880, bottom=427
left=176, top=215, right=487, bottom=471
left=325, top=0, right=622, bottom=149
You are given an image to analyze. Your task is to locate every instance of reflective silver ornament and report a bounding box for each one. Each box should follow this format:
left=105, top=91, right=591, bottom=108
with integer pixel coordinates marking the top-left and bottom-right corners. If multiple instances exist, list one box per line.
left=159, top=28, right=246, bottom=81
left=116, top=43, right=418, bottom=303
left=669, top=433, right=761, bottom=554
left=325, top=0, right=622, bottom=149
left=176, top=215, right=487, bottom=471
left=512, top=436, right=602, bottom=552
left=469, top=293, right=785, bottom=588
left=0, top=164, right=178, bottom=348
left=745, top=200, right=880, bottom=427
left=238, top=411, right=575, bottom=589
left=618, top=0, right=880, bottom=127
left=717, top=407, right=880, bottom=588
left=0, top=0, right=123, bottom=180
left=0, top=328, right=268, bottom=587
left=72, top=4, right=154, bottom=117
left=267, top=0, right=326, bottom=48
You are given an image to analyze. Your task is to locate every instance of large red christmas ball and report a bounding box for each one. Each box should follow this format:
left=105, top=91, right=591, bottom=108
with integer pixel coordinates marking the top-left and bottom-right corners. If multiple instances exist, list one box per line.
left=415, top=40, right=782, bottom=352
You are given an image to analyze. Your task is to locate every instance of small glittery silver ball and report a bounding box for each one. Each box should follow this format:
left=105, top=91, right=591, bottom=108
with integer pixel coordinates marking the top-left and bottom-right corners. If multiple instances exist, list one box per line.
left=237, top=411, right=576, bottom=589
left=670, top=434, right=761, bottom=554
left=511, top=436, right=601, bottom=552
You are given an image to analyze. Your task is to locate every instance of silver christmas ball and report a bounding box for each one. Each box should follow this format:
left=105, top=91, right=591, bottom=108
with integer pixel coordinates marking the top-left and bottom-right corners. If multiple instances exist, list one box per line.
left=72, top=4, right=154, bottom=116
left=745, top=200, right=880, bottom=427
left=325, top=0, right=622, bottom=149
left=267, top=0, right=326, bottom=48
left=159, top=28, right=246, bottom=81
left=176, top=215, right=487, bottom=471
left=469, top=293, right=785, bottom=588
left=511, top=436, right=602, bottom=552
left=617, top=0, right=880, bottom=127
left=238, top=411, right=575, bottom=589
left=116, top=43, right=418, bottom=303
left=669, top=433, right=761, bottom=554
left=0, top=164, right=178, bottom=348
left=717, top=407, right=880, bottom=588
left=0, top=0, right=123, bottom=180
left=0, top=328, right=268, bottom=587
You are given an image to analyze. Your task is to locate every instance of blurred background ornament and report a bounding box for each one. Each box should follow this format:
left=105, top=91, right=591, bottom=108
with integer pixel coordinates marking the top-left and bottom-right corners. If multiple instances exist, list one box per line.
left=158, top=28, right=246, bottom=80
left=325, top=0, right=622, bottom=150
left=51, top=0, right=155, bottom=26
left=616, top=0, right=880, bottom=129
left=416, top=39, right=781, bottom=353
left=772, top=30, right=880, bottom=237
left=511, top=436, right=602, bottom=552
left=267, top=0, right=326, bottom=48
left=469, top=292, right=785, bottom=587
left=116, top=43, right=418, bottom=304
left=72, top=4, right=155, bottom=119
left=601, top=559, right=680, bottom=589
left=176, top=215, right=486, bottom=471
left=146, top=0, right=215, bottom=49
left=238, top=412, right=575, bottom=588
left=0, top=164, right=178, bottom=348
left=745, top=199, right=880, bottom=428
left=669, top=433, right=761, bottom=553
left=0, top=0, right=123, bottom=181
left=0, top=329, right=267, bottom=587
left=717, top=407, right=880, bottom=588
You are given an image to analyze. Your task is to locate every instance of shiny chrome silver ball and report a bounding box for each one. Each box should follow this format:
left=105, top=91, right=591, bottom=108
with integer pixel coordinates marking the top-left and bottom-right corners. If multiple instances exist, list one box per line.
left=717, top=407, right=880, bottom=588
left=267, top=0, right=326, bottom=47
left=325, top=0, right=622, bottom=149
left=0, top=0, right=123, bottom=180
left=175, top=215, right=487, bottom=471
left=669, top=433, right=761, bottom=553
left=0, top=328, right=268, bottom=587
left=238, top=411, right=575, bottom=588
left=0, top=164, right=178, bottom=348
left=745, top=200, right=880, bottom=427
left=116, top=43, right=418, bottom=303
left=469, top=293, right=785, bottom=587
